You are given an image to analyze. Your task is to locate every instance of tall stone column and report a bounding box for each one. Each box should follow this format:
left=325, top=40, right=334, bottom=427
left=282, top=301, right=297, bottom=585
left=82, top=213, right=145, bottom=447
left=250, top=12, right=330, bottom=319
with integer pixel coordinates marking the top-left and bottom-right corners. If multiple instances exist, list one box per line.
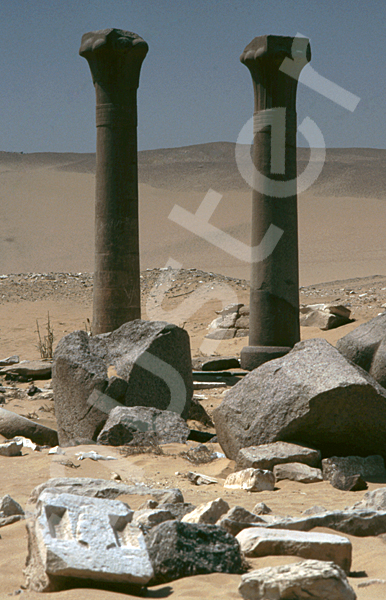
left=239, top=35, right=311, bottom=370
left=79, top=29, right=148, bottom=334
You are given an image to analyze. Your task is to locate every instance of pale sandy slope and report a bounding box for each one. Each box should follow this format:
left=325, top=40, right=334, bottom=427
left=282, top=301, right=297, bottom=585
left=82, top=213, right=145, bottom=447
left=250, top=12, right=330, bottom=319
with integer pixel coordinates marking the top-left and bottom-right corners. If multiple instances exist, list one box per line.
left=0, top=145, right=386, bottom=286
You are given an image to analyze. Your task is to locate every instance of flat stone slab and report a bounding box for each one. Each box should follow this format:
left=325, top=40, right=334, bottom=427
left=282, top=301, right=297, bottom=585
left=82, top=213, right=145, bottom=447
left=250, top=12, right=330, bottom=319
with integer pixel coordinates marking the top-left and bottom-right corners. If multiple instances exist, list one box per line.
left=0, top=360, right=52, bottom=379
left=0, top=355, right=19, bottom=367
left=236, top=527, right=352, bottom=572
left=224, top=468, right=275, bottom=492
left=238, top=559, right=356, bottom=600
left=28, top=478, right=184, bottom=507
left=273, top=462, right=323, bottom=483
left=25, top=490, right=153, bottom=591
left=236, top=442, right=321, bottom=471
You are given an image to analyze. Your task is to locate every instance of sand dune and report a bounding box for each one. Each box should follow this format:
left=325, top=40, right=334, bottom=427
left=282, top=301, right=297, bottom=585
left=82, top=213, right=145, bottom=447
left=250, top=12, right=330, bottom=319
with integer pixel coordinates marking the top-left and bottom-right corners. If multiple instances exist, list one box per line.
left=0, top=144, right=385, bottom=285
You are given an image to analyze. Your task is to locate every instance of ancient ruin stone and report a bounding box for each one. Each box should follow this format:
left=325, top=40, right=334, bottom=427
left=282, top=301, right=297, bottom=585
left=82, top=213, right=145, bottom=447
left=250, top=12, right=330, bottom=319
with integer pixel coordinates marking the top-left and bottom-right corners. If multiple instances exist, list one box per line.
left=0, top=409, right=58, bottom=447
left=181, top=498, right=229, bottom=525
left=336, top=311, right=386, bottom=387
left=238, top=560, right=356, bottom=600
left=217, top=506, right=266, bottom=536
left=24, top=490, right=153, bottom=591
left=273, top=462, right=323, bottom=483
left=214, top=338, right=386, bottom=460
left=224, top=468, right=275, bottom=492
left=97, top=406, right=190, bottom=446
left=236, top=527, right=352, bottom=572
left=53, top=321, right=193, bottom=445
left=236, top=442, right=321, bottom=471
left=145, top=521, right=243, bottom=584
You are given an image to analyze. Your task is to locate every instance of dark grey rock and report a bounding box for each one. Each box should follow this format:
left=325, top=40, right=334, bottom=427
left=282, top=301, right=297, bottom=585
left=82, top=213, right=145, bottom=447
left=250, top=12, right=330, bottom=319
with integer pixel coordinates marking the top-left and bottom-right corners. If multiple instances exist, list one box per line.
left=187, top=396, right=214, bottom=427
left=329, top=472, right=368, bottom=491
left=236, top=442, right=321, bottom=471
left=336, top=312, right=386, bottom=387
left=0, top=409, right=58, bottom=446
left=201, top=357, right=240, bottom=371
left=0, top=355, right=19, bottom=367
left=0, top=494, right=24, bottom=517
left=52, top=321, right=193, bottom=446
left=145, top=521, right=243, bottom=584
left=213, top=338, right=386, bottom=460
left=322, top=455, right=386, bottom=482
left=97, top=406, right=190, bottom=446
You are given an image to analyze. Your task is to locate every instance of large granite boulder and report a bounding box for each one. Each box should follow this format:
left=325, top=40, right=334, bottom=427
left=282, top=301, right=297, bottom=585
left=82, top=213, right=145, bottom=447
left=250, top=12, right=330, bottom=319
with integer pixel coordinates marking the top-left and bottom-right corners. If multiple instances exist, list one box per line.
left=213, top=338, right=386, bottom=460
left=53, top=321, right=193, bottom=446
left=336, top=312, right=386, bottom=387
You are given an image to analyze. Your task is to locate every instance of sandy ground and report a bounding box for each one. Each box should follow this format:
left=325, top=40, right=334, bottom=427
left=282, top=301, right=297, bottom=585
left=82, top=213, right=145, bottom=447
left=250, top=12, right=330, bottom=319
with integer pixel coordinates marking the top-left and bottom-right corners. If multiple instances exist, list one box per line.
left=0, top=146, right=386, bottom=598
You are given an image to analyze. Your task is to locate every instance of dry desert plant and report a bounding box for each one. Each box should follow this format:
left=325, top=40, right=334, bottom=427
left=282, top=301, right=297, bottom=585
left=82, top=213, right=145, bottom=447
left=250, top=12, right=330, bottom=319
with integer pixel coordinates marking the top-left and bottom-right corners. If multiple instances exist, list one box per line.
left=36, top=312, right=54, bottom=359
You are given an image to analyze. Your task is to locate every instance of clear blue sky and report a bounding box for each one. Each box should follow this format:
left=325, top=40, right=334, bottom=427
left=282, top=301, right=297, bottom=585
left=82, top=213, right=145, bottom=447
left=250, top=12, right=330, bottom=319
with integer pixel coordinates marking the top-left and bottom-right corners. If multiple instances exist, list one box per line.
left=1, top=0, right=385, bottom=153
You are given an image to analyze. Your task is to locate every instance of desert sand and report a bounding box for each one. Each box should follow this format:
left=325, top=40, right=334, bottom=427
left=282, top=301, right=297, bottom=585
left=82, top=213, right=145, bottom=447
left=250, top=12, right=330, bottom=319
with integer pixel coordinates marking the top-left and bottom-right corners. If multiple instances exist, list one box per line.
left=0, top=144, right=386, bottom=599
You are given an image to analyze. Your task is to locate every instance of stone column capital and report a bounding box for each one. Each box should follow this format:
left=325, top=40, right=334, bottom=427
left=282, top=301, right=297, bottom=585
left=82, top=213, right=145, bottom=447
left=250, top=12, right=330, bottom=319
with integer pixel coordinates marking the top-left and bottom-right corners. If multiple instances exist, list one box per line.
left=240, top=35, right=311, bottom=111
left=80, top=29, right=148, bottom=99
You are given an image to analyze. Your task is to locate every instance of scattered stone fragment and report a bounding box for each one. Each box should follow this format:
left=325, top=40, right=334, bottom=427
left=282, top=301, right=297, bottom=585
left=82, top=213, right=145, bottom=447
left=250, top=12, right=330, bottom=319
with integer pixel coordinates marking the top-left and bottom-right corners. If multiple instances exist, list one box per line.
left=0, top=440, right=22, bottom=456
left=252, top=502, right=272, bottom=515
left=0, top=356, right=19, bottom=367
left=217, top=506, right=267, bottom=536
left=0, top=409, right=58, bottom=446
left=180, top=444, right=219, bottom=464
left=224, top=468, right=275, bottom=492
left=303, top=505, right=328, bottom=515
left=300, top=304, right=351, bottom=330
left=0, top=360, right=52, bottom=379
left=236, top=527, right=352, bottom=572
left=238, top=560, right=356, bottom=600
left=24, top=490, right=153, bottom=591
left=200, top=357, right=240, bottom=371
left=336, top=311, right=386, bottom=387
left=186, top=472, right=218, bottom=485
left=0, top=494, right=24, bottom=526
left=213, top=338, right=386, bottom=460
left=188, top=396, right=214, bottom=427
left=132, top=508, right=175, bottom=531
left=358, top=578, right=386, bottom=588
left=75, top=451, right=117, bottom=461
left=145, top=520, right=243, bottom=584
left=352, top=487, right=386, bottom=511
left=273, top=462, right=323, bottom=483
left=329, top=472, right=368, bottom=492
left=322, top=455, right=386, bottom=482
left=97, top=406, right=190, bottom=446
left=181, top=498, right=229, bottom=524
left=236, top=442, right=321, bottom=471
left=53, top=321, right=193, bottom=446
left=27, top=384, right=41, bottom=397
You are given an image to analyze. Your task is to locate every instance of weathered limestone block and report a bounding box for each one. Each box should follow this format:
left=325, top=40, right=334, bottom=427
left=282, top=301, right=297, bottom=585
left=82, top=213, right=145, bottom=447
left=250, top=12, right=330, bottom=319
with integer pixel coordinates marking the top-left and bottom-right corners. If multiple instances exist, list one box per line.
left=132, top=508, right=175, bottom=531
left=238, top=560, right=356, bottom=600
left=224, top=468, right=275, bottom=492
left=236, top=527, right=352, bottom=572
left=181, top=498, right=229, bottom=524
left=273, top=462, right=323, bottom=483
left=24, top=490, right=153, bottom=591
left=97, top=406, right=190, bottom=446
left=53, top=321, right=193, bottom=445
left=145, top=521, right=243, bottom=584
left=236, top=442, right=321, bottom=471
left=0, top=439, right=22, bottom=456
left=214, top=338, right=386, bottom=460
left=300, top=304, right=351, bottom=330
left=352, top=487, right=386, bottom=511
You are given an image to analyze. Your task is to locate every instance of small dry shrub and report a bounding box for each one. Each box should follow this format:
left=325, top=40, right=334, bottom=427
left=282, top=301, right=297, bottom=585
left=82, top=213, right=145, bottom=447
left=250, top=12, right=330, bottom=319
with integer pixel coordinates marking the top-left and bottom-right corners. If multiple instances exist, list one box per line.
left=36, top=312, right=54, bottom=359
